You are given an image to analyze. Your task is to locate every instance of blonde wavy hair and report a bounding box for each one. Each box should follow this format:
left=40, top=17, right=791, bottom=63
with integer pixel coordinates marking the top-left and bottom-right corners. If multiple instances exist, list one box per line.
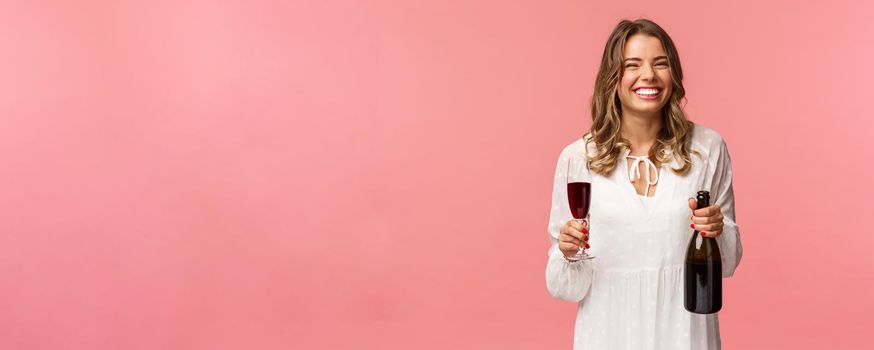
left=586, top=19, right=696, bottom=177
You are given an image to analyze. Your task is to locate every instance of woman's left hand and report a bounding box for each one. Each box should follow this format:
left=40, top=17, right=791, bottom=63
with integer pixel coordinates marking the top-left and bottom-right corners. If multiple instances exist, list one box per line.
left=687, top=198, right=724, bottom=238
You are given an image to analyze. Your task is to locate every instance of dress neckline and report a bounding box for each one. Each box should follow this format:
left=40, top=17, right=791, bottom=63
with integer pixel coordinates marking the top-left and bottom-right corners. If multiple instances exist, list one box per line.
left=619, top=148, right=673, bottom=216
left=624, top=149, right=660, bottom=198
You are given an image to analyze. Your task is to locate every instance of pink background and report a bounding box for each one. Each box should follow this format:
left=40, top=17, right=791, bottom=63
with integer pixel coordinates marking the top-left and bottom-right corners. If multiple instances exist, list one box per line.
left=1, top=0, right=872, bottom=349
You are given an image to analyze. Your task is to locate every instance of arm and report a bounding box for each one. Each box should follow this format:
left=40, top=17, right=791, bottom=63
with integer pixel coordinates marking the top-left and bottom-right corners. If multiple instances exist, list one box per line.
left=710, top=138, right=743, bottom=278
left=545, top=146, right=594, bottom=301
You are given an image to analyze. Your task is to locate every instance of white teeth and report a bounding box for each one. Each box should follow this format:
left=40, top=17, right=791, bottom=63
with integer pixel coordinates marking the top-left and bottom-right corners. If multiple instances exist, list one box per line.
left=635, top=88, right=660, bottom=96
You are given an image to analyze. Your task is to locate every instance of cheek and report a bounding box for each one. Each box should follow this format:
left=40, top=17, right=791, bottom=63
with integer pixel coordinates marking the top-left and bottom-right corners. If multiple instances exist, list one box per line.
left=662, top=84, right=673, bottom=99
left=658, top=75, right=672, bottom=96
left=620, top=74, right=635, bottom=88
left=659, top=72, right=673, bottom=87
left=619, top=77, right=636, bottom=98
left=619, top=79, right=635, bottom=102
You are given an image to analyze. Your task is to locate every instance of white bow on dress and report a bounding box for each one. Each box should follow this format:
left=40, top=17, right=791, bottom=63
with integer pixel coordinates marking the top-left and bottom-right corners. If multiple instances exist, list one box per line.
left=625, top=152, right=659, bottom=197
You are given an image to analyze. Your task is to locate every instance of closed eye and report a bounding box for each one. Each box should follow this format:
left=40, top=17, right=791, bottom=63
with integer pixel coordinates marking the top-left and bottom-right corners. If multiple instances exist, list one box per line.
left=625, top=63, right=669, bottom=68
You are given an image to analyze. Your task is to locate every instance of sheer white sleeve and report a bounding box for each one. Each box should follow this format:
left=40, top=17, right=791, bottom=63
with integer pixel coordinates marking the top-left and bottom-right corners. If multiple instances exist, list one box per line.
left=709, top=137, right=743, bottom=278
left=545, top=145, right=594, bottom=302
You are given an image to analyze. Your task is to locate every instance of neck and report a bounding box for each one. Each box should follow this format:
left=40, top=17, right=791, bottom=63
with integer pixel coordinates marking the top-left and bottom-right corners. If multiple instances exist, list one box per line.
left=620, top=110, right=663, bottom=156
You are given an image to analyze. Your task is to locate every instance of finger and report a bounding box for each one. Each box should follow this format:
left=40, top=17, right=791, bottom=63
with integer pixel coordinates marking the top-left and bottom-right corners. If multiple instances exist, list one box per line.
left=569, top=229, right=589, bottom=239
left=566, top=220, right=589, bottom=236
left=691, top=214, right=724, bottom=225
left=559, top=241, right=580, bottom=252
left=692, top=220, right=723, bottom=230
left=568, top=219, right=585, bottom=232
left=688, top=198, right=697, bottom=211
left=560, top=231, right=583, bottom=244
left=701, top=230, right=723, bottom=238
left=693, top=205, right=719, bottom=217
left=560, top=232, right=582, bottom=246
left=710, top=214, right=724, bottom=225
left=574, top=229, right=590, bottom=242
left=559, top=224, right=568, bottom=238
left=692, top=222, right=723, bottom=233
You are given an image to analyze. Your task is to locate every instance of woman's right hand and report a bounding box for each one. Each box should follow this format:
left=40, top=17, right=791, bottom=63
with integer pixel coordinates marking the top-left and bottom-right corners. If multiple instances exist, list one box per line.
left=559, top=219, right=589, bottom=259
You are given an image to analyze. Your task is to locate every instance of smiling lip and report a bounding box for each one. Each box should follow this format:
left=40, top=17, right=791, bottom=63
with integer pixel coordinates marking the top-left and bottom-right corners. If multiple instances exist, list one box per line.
left=634, top=87, right=662, bottom=100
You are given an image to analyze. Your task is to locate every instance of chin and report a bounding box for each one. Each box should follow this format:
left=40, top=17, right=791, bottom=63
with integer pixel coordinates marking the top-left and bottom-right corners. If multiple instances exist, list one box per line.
left=634, top=105, right=663, bottom=114
left=642, top=100, right=669, bottom=111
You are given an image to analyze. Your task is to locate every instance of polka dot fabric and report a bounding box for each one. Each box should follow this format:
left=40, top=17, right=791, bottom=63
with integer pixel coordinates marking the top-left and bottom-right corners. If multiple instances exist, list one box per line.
left=545, top=124, right=742, bottom=350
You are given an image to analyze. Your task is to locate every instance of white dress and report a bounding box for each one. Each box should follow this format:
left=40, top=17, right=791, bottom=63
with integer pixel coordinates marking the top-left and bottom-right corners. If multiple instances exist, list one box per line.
left=545, top=124, right=743, bottom=350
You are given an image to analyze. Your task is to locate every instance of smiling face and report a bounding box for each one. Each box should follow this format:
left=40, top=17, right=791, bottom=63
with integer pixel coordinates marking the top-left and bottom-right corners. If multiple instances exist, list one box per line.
left=617, top=34, right=673, bottom=118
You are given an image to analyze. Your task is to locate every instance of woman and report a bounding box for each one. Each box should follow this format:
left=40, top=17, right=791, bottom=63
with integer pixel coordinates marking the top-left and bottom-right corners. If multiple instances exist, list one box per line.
left=545, top=19, right=743, bottom=349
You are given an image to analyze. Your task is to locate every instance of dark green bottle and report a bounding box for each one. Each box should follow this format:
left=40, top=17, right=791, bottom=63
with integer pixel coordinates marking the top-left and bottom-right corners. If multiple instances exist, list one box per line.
left=684, top=190, right=722, bottom=314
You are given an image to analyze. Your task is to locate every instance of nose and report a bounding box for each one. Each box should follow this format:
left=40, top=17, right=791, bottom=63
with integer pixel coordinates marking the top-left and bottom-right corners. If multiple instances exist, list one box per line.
left=640, top=64, right=655, bottom=80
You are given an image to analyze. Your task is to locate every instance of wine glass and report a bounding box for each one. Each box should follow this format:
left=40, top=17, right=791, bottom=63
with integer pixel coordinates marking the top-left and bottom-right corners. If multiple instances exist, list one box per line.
left=566, top=155, right=594, bottom=261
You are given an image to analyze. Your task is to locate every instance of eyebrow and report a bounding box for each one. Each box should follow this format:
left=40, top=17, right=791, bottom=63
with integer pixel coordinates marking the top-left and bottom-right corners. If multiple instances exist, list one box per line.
left=624, top=56, right=668, bottom=62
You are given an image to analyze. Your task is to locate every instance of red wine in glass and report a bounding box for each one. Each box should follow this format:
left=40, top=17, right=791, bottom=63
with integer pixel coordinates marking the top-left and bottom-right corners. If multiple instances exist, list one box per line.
left=567, top=182, right=591, bottom=221
left=566, top=156, right=594, bottom=260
